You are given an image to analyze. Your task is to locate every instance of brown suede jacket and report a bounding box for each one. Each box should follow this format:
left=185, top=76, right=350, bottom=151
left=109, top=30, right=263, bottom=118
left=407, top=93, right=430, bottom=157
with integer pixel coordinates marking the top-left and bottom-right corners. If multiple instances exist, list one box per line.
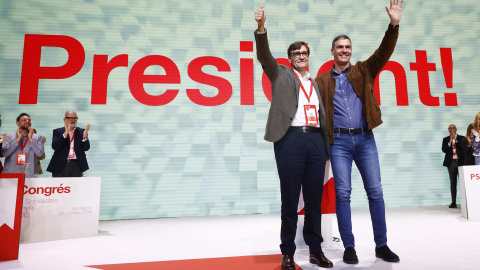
left=315, top=24, right=399, bottom=144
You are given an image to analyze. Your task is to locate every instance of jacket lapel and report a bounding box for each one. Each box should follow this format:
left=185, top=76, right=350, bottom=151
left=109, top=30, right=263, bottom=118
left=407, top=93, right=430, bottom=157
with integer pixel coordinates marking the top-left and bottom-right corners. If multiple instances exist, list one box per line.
left=294, top=76, right=301, bottom=100
left=313, top=81, right=321, bottom=102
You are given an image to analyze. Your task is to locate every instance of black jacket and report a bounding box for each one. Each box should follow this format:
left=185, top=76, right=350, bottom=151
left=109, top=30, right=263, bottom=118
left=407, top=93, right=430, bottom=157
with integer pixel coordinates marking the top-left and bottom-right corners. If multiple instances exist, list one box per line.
left=442, top=135, right=465, bottom=167
left=47, top=127, right=90, bottom=174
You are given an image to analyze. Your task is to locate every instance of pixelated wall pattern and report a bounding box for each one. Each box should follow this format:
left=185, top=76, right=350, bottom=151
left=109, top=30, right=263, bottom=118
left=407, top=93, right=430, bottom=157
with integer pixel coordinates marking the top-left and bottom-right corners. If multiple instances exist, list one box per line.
left=1, top=0, right=479, bottom=219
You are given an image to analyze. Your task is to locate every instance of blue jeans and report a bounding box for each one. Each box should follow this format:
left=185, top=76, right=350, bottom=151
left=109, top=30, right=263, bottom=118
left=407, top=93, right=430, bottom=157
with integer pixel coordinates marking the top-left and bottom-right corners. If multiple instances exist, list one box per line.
left=330, top=130, right=387, bottom=248
left=476, top=156, right=480, bottom=165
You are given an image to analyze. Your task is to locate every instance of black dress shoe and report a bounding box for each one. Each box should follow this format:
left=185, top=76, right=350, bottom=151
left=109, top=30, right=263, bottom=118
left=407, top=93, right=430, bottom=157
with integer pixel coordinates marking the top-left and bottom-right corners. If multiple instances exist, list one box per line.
left=281, top=254, right=296, bottom=270
left=449, top=203, right=457, bottom=208
left=375, top=245, right=400, bottom=262
left=343, top=247, right=359, bottom=264
left=310, top=252, right=333, bottom=268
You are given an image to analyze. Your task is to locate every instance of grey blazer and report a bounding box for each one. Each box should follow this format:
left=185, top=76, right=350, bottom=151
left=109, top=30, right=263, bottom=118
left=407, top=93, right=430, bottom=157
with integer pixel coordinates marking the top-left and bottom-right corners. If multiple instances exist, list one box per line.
left=255, top=29, right=330, bottom=158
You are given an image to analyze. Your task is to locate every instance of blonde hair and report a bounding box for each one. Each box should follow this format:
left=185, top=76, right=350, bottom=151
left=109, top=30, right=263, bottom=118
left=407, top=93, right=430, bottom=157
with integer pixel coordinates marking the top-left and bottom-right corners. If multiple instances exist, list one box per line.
left=474, top=112, right=480, bottom=131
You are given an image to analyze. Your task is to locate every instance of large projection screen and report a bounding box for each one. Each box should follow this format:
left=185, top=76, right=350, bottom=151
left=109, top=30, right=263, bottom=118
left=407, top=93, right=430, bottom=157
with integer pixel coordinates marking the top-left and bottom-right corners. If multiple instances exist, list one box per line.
left=1, top=0, right=479, bottom=220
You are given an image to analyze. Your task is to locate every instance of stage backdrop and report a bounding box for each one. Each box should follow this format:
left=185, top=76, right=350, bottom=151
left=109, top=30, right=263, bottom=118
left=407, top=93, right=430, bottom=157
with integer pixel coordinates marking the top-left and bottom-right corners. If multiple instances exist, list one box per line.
left=1, top=0, right=479, bottom=220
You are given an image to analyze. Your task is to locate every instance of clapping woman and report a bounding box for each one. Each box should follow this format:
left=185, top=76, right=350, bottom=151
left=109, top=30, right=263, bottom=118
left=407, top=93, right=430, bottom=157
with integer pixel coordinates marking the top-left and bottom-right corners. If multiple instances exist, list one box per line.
left=471, top=112, right=480, bottom=165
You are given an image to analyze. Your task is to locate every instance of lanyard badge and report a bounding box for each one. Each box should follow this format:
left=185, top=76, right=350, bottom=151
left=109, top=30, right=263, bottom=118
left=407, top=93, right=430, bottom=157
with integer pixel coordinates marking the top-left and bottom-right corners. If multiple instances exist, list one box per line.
left=304, top=105, right=319, bottom=126
left=17, top=138, right=28, bottom=165
left=17, top=153, right=27, bottom=165
left=293, top=70, right=319, bottom=126
left=68, top=130, right=76, bottom=159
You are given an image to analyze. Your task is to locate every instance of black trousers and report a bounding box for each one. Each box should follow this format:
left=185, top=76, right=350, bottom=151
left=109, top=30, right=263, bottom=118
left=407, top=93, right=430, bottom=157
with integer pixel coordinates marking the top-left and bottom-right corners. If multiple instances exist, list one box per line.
left=447, top=159, right=458, bottom=204
left=274, top=129, right=327, bottom=255
left=52, top=160, right=83, bottom=177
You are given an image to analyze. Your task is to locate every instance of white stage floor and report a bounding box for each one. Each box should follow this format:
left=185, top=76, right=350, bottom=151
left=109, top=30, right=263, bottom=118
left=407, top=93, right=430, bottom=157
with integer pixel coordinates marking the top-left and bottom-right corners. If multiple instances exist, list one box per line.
left=1, top=206, right=478, bottom=270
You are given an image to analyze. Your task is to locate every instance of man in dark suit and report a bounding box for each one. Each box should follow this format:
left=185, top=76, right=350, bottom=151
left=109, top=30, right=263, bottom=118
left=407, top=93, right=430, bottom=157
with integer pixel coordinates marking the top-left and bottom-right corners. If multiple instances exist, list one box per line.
left=47, top=110, right=90, bottom=177
left=442, top=124, right=465, bottom=208
left=255, top=4, right=332, bottom=269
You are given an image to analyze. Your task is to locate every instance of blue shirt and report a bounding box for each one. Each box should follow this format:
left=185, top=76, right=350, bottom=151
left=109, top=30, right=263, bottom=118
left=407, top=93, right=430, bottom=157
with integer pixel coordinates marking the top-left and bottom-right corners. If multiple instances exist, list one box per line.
left=332, top=66, right=367, bottom=129
left=1, top=132, right=45, bottom=177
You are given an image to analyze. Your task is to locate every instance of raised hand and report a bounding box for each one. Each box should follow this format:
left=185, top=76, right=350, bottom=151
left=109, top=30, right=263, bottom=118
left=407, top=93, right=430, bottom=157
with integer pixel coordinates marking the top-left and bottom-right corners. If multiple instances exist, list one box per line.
left=255, top=4, right=266, bottom=31
left=16, top=127, right=22, bottom=141
left=83, top=124, right=90, bottom=139
left=385, top=0, right=404, bottom=25
left=0, top=133, right=6, bottom=143
left=63, top=120, right=75, bottom=138
left=27, top=127, right=34, bottom=140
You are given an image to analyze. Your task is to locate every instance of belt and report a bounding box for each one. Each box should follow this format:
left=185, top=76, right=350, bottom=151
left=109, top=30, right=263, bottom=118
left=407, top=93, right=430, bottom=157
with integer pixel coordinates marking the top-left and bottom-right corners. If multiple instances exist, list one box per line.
left=67, top=159, right=77, bottom=162
left=289, top=126, right=321, bottom=133
left=334, top=127, right=370, bottom=134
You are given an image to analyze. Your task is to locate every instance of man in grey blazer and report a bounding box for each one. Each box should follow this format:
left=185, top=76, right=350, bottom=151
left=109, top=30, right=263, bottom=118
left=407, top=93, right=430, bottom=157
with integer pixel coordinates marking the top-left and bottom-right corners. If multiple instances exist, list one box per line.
left=254, top=4, right=331, bottom=270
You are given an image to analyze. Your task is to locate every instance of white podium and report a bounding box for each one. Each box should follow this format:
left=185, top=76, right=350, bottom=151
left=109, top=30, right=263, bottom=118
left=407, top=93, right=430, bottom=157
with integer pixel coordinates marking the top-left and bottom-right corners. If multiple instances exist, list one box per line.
left=459, top=165, right=480, bottom=221
left=20, top=177, right=101, bottom=242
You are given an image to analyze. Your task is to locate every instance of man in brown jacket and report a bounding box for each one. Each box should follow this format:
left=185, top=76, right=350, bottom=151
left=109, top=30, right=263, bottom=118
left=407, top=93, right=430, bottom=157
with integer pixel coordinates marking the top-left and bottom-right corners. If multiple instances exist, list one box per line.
left=255, top=4, right=332, bottom=270
left=314, top=0, right=404, bottom=265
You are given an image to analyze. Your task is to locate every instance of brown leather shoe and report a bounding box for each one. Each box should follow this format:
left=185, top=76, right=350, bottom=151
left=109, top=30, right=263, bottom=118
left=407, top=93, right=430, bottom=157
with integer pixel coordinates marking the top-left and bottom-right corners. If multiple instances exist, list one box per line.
left=281, top=254, right=296, bottom=270
left=310, top=252, right=333, bottom=268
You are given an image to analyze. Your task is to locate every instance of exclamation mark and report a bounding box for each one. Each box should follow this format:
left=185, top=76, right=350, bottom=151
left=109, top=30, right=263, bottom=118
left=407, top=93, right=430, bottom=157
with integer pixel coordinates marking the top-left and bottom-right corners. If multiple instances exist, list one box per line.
left=440, top=48, right=457, bottom=106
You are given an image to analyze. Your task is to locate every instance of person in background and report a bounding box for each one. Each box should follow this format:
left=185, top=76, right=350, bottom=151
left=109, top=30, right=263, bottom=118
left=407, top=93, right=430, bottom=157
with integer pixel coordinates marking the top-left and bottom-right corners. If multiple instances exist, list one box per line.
left=47, top=110, right=90, bottom=177
left=0, top=114, right=5, bottom=173
left=462, top=123, right=475, bottom=166
left=442, top=124, right=465, bottom=208
left=33, top=128, right=46, bottom=177
left=1, top=113, right=45, bottom=177
left=471, top=112, right=480, bottom=165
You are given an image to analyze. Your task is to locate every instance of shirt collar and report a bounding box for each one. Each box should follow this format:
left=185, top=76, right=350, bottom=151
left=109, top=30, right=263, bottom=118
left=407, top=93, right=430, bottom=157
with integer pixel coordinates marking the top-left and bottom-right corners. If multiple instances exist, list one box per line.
left=332, top=64, right=350, bottom=76
left=292, top=68, right=311, bottom=81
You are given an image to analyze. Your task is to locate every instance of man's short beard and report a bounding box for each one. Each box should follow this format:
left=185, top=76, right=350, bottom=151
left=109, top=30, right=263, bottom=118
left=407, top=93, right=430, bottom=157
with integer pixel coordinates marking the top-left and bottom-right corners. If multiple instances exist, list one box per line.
left=20, top=126, right=29, bottom=131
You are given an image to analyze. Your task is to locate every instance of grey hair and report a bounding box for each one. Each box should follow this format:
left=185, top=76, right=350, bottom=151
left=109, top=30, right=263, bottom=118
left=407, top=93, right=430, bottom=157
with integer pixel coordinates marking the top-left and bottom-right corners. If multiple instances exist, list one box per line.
left=64, top=110, right=77, bottom=117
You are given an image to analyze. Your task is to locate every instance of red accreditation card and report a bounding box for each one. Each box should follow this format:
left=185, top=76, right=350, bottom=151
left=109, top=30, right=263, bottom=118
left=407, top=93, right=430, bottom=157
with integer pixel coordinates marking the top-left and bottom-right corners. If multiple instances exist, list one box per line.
left=304, top=105, right=319, bottom=126
left=16, top=153, right=27, bottom=165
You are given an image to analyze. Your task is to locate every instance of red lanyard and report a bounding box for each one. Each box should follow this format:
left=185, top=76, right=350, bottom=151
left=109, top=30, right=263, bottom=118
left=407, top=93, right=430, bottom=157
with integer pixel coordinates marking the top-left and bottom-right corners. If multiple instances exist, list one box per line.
left=68, top=130, right=75, bottom=144
left=292, top=70, right=313, bottom=103
left=20, top=137, right=28, bottom=152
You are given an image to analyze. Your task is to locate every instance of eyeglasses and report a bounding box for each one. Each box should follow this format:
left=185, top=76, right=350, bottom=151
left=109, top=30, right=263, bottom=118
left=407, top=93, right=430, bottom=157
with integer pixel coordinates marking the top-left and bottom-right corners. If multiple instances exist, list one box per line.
left=65, top=117, right=78, bottom=120
left=291, top=51, right=309, bottom=58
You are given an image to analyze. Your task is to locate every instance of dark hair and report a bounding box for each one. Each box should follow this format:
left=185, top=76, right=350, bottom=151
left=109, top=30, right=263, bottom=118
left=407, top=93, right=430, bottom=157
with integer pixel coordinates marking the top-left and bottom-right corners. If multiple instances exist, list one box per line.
left=287, top=41, right=310, bottom=57
left=16, top=112, right=30, bottom=122
left=332, top=35, right=351, bottom=49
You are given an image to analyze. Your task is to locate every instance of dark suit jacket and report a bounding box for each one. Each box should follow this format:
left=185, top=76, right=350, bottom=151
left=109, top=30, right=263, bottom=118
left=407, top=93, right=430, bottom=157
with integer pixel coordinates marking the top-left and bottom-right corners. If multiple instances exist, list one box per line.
left=47, top=127, right=90, bottom=174
left=255, top=29, right=330, bottom=157
left=442, top=135, right=465, bottom=167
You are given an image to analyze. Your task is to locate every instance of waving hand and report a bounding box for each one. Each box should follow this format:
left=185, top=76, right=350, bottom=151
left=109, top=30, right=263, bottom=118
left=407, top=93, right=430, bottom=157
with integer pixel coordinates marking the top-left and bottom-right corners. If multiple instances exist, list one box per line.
left=386, top=0, right=404, bottom=25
